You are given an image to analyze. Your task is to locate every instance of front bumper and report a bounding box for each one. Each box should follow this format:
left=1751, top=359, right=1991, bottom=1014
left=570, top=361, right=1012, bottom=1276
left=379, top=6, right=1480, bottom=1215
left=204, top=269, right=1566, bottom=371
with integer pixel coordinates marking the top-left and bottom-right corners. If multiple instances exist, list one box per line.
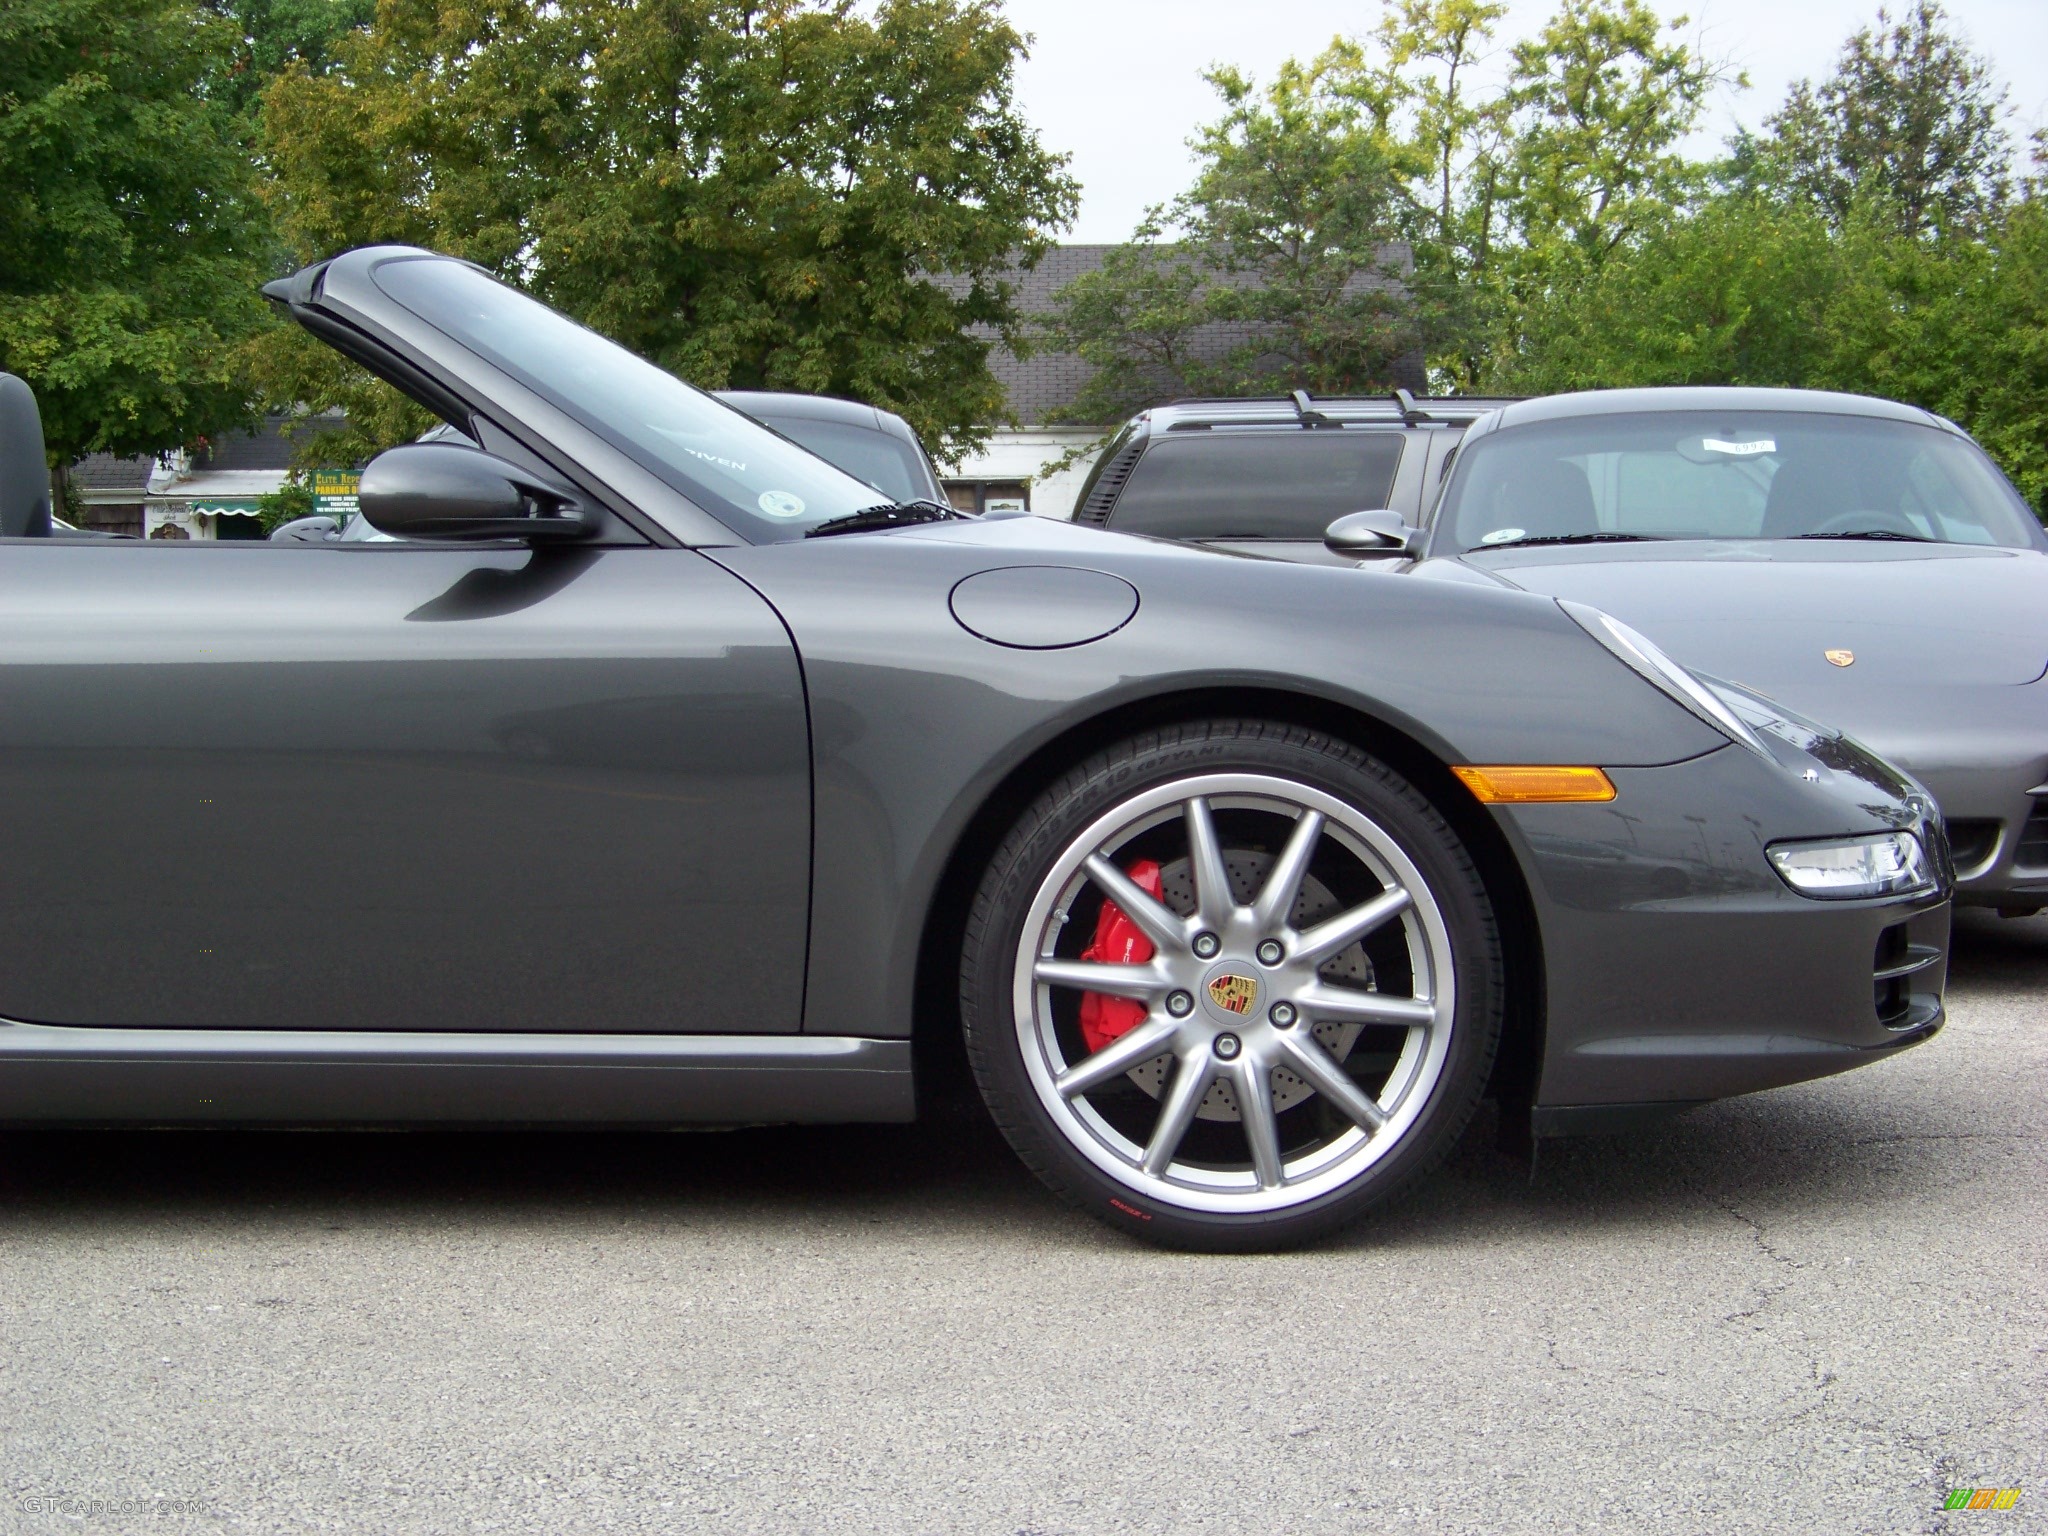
left=1499, top=741, right=1951, bottom=1116
left=1905, top=761, right=2048, bottom=909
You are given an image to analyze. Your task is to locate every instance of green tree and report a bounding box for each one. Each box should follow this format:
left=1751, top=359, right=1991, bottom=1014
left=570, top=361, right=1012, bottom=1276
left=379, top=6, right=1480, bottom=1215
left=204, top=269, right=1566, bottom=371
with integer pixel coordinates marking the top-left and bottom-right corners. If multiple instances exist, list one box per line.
left=1396, top=0, right=2042, bottom=510
left=0, top=0, right=273, bottom=498
left=1949, top=200, right=2048, bottom=507
left=1489, top=182, right=2047, bottom=512
left=1489, top=192, right=1844, bottom=394
left=1495, top=0, right=1728, bottom=268
left=1049, top=1, right=1734, bottom=413
left=1038, top=236, right=1211, bottom=427
left=1374, top=0, right=1510, bottom=384
left=257, top=0, right=1077, bottom=464
left=1045, top=43, right=1424, bottom=425
left=201, top=0, right=374, bottom=121
left=1747, top=1, right=2012, bottom=237
left=1378, top=0, right=1508, bottom=269
left=1807, top=202, right=2048, bottom=508
left=1375, top=0, right=1729, bottom=384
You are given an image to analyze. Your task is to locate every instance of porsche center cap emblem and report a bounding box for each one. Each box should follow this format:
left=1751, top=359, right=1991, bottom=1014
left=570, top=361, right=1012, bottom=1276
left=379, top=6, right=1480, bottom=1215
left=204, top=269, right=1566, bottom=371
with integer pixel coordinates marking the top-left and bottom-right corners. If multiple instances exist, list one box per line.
left=1825, top=649, right=1856, bottom=668
left=1206, top=974, right=1256, bottom=1016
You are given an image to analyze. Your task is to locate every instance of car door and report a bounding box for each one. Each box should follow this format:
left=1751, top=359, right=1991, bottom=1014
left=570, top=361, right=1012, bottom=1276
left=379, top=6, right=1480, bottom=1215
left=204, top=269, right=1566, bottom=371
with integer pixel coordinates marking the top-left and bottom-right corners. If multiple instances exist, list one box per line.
left=0, top=251, right=815, bottom=1036
left=0, top=537, right=810, bottom=1033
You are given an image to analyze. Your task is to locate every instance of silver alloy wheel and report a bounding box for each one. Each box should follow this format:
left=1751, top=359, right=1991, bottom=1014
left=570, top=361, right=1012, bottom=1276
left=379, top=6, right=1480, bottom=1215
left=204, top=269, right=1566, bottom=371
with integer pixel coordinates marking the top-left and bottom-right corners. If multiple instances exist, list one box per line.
left=1011, top=773, right=1457, bottom=1215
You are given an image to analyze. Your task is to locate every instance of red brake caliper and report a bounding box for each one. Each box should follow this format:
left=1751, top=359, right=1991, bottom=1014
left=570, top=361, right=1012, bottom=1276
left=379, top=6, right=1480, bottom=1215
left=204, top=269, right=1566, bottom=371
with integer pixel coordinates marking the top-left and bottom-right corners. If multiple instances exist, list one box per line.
left=1078, top=859, right=1165, bottom=1055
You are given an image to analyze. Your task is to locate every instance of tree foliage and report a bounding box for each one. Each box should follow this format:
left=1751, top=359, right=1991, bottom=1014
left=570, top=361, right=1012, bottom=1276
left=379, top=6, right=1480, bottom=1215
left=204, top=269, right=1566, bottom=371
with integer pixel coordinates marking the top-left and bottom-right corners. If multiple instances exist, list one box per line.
left=1045, top=0, right=2038, bottom=511
left=1377, top=0, right=1506, bottom=273
left=4, top=0, right=2038, bottom=518
left=1461, top=0, right=1727, bottom=380
left=1490, top=2, right=2041, bottom=510
left=1500, top=187, right=2048, bottom=507
left=1488, top=193, right=1843, bottom=393
left=0, top=0, right=273, bottom=475
left=1745, top=0, right=2011, bottom=237
left=200, top=0, right=374, bottom=121
left=256, top=0, right=1077, bottom=464
left=1049, top=0, right=1731, bottom=407
left=1495, top=0, right=1724, bottom=266
left=1814, top=197, right=2048, bottom=507
left=1043, top=45, right=1422, bottom=424
left=1373, top=0, right=1510, bottom=373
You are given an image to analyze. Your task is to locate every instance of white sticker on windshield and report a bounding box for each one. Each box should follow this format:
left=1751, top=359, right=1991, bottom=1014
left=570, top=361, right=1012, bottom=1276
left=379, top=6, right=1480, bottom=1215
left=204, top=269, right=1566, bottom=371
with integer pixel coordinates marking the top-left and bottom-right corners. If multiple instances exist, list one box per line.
left=757, top=490, right=807, bottom=519
left=676, top=443, right=749, bottom=473
left=1701, top=437, right=1776, bottom=456
left=1480, top=527, right=1526, bottom=545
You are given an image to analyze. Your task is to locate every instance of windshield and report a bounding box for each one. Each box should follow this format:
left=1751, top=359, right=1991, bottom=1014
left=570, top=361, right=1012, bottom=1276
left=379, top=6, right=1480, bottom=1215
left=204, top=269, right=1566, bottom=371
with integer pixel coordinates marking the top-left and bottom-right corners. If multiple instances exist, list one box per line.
left=1437, top=410, right=2042, bottom=554
left=745, top=414, right=937, bottom=504
left=371, top=258, right=892, bottom=541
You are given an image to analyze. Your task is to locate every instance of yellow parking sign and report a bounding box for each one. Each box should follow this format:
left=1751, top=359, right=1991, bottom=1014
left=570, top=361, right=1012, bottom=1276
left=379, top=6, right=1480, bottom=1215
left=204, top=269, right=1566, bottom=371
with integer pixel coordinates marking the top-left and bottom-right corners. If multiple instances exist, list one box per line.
left=312, top=469, right=360, bottom=518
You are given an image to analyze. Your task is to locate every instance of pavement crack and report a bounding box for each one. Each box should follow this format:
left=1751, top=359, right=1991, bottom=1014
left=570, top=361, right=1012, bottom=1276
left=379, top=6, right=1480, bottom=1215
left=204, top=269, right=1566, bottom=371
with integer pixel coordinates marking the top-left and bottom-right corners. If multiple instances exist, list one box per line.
left=1918, top=1449, right=1968, bottom=1534
left=1714, top=1196, right=1803, bottom=1324
left=1535, top=1333, right=1577, bottom=1373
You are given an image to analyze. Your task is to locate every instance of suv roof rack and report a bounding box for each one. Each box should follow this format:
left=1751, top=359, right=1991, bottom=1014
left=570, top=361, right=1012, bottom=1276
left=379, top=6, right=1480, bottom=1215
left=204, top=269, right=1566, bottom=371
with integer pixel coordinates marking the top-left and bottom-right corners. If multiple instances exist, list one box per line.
left=1290, top=389, right=1338, bottom=428
left=1152, top=391, right=1519, bottom=429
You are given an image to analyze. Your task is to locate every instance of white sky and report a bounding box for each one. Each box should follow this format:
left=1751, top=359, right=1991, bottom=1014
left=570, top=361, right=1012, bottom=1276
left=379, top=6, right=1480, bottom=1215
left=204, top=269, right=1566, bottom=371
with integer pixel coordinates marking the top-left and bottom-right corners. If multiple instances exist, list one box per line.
left=1005, top=0, right=2048, bottom=241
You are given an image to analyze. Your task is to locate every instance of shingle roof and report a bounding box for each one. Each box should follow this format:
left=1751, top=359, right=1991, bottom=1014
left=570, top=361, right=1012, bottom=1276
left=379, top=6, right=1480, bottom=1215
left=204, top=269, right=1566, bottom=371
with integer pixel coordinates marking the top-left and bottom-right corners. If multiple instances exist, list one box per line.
left=71, top=452, right=151, bottom=493
left=988, top=245, right=1112, bottom=426
left=70, top=414, right=303, bottom=494
left=952, top=243, right=1425, bottom=426
left=204, top=416, right=301, bottom=471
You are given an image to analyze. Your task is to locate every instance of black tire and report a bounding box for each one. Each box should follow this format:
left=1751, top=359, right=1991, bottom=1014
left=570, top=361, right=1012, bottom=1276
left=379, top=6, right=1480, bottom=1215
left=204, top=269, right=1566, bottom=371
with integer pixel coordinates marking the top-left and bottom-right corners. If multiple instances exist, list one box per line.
left=960, top=720, right=1502, bottom=1251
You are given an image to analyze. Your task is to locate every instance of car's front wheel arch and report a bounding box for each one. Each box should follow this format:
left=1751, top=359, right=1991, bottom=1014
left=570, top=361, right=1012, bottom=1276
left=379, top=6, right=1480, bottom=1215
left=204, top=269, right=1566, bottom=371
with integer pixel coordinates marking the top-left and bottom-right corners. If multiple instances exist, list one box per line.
left=911, top=687, right=1545, bottom=1125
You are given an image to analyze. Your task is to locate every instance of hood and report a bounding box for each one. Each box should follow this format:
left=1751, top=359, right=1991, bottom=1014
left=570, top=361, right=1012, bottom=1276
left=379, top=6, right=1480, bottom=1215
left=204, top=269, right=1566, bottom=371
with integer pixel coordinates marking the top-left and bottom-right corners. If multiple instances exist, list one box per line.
left=1454, top=541, right=2048, bottom=691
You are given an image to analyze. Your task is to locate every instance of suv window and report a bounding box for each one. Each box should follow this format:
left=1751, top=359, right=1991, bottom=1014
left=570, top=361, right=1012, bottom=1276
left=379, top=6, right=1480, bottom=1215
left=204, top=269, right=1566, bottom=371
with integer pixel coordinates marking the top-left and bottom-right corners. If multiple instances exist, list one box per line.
left=1107, top=431, right=1406, bottom=540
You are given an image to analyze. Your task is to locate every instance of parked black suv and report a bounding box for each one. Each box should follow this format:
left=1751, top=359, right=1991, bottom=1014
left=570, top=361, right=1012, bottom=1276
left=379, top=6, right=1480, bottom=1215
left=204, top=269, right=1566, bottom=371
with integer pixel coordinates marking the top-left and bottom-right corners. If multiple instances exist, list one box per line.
left=1069, top=391, right=1516, bottom=563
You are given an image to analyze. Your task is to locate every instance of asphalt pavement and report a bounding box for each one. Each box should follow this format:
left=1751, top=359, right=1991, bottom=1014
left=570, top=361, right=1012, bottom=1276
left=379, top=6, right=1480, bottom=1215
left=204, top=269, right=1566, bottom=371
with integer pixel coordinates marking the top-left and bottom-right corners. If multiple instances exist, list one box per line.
left=1, top=912, right=2042, bottom=1536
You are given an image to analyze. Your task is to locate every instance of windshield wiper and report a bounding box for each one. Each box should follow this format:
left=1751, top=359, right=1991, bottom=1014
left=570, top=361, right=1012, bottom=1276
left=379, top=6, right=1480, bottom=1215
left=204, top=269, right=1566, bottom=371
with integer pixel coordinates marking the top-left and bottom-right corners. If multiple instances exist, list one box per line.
left=1472, top=533, right=1667, bottom=552
left=805, top=499, right=968, bottom=539
left=1792, top=530, right=1934, bottom=543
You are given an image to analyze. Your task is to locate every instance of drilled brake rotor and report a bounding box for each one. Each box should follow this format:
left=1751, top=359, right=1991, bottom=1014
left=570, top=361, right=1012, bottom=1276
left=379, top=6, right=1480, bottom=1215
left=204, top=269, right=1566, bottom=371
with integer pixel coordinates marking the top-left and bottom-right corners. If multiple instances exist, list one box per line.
left=1121, top=849, right=1377, bottom=1121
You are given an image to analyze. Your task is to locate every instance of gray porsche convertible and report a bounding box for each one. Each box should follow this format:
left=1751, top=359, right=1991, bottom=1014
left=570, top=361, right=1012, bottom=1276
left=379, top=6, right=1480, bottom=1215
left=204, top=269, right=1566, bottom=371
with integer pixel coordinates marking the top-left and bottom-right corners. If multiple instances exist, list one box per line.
left=0, top=251, right=1951, bottom=1250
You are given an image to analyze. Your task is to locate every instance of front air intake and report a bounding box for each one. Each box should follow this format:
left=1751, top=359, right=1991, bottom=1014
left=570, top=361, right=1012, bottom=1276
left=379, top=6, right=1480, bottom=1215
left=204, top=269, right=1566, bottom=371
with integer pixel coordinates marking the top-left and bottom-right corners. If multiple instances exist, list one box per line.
left=1944, top=818, right=1999, bottom=878
left=2013, top=801, right=2048, bottom=875
left=1872, top=922, right=1942, bottom=1029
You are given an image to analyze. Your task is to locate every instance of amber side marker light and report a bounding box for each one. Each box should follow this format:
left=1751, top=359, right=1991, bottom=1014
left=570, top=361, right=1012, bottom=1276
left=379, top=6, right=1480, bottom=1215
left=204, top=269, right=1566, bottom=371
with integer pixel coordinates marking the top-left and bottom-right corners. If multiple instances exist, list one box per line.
left=1452, top=765, right=1617, bottom=804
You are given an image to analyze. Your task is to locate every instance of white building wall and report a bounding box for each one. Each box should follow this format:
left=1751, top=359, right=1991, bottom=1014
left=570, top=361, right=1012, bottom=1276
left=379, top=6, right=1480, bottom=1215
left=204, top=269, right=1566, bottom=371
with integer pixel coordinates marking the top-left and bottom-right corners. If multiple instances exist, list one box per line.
left=940, top=427, right=1108, bottom=521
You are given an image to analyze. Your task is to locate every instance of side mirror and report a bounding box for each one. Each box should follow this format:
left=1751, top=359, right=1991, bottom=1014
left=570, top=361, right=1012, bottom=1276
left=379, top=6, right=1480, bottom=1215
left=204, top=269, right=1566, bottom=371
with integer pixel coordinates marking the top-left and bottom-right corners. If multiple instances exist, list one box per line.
left=358, top=443, right=595, bottom=542
left=269, top=514, right=340, bottom=543
left=1324, top=509, right=1417, bottom=558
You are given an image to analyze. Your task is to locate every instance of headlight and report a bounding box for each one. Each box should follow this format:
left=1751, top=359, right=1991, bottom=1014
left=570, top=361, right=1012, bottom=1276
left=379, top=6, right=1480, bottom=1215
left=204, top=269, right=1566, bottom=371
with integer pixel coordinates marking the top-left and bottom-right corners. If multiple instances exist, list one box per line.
left=1559, top=601, right=1769, bottom=756
left=1767, top=832, right=1933, bottom=900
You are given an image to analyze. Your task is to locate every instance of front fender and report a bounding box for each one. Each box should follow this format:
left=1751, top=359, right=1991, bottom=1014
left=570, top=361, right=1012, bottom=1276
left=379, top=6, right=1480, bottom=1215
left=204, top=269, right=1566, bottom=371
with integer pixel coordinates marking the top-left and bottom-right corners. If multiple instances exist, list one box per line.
left=709, top=525, right=1727, bottom=1042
